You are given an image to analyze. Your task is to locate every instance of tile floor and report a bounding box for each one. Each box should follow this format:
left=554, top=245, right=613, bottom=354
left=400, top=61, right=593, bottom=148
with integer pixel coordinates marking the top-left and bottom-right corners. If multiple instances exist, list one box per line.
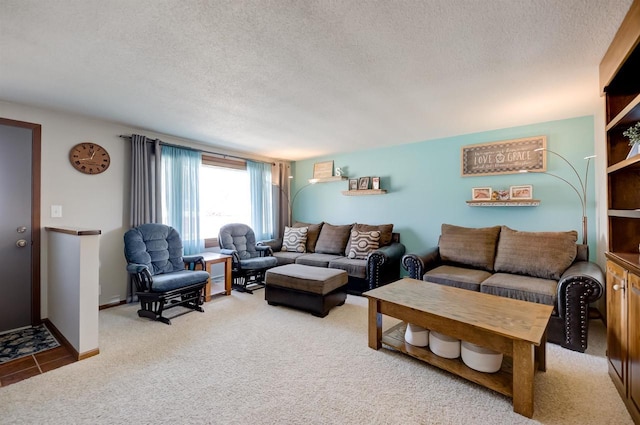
left=0, top=345, right=76, bottom=387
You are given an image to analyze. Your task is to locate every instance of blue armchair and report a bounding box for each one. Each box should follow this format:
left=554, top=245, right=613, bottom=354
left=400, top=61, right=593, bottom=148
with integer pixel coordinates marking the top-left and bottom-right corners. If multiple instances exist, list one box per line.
left=124, top=223, right=210, bottom=324
left=218, top=223, right=278, bottom=293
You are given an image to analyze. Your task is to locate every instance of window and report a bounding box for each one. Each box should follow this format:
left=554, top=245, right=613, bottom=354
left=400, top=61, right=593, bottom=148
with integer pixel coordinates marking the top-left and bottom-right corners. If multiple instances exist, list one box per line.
left=200, top=158, right=251, bottom=247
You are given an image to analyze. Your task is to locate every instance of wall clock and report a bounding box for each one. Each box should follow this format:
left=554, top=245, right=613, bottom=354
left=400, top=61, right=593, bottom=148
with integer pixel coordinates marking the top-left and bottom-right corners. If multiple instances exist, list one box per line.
left=69, top=142, right=111, bottom=175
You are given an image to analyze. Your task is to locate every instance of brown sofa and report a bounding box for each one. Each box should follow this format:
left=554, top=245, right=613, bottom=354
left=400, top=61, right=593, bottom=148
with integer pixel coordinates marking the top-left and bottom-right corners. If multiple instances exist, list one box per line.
left=401, top=224, right=604, bottom=352
left=260, top=222, right=406, bottom=295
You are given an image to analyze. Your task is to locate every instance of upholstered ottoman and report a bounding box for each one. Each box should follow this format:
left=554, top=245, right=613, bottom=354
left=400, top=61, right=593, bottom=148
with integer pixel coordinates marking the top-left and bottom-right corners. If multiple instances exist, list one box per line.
left=265, top=264, right=348, bottom=317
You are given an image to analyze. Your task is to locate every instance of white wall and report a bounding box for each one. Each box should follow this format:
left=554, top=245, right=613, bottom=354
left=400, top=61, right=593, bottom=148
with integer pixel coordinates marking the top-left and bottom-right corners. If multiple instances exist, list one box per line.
left=0, top=100, right=279, bottom=317
left=47, top=229, right=100, bottom=355
left=1, top=101, right=131, bottom=316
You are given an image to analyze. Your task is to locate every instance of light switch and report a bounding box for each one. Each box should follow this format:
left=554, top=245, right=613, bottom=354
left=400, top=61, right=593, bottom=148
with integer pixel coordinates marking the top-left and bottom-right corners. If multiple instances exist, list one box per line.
left=51, top=205, right=62, bottom=218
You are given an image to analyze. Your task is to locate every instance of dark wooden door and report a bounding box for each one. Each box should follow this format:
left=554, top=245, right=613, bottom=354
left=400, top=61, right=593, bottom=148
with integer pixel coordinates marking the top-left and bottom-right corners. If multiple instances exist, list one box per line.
left=0, top=118, right=41, bottom=333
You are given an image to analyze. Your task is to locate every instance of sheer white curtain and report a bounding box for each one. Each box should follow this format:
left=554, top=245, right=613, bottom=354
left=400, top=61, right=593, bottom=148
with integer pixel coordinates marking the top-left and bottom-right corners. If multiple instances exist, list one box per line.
left=248, top=160, right=273, bottom=241
left=161, top=146, right=204, bottom=255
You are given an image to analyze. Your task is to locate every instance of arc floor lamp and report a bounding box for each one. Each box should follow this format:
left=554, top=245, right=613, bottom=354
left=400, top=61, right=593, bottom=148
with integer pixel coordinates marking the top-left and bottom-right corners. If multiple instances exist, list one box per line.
left=521, top=148, right=595, bottom=245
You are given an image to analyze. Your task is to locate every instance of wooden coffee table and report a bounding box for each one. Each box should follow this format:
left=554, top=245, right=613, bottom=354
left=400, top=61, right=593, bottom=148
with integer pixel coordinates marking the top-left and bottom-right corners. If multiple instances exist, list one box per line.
left=364, top=278, right=553, bottom=418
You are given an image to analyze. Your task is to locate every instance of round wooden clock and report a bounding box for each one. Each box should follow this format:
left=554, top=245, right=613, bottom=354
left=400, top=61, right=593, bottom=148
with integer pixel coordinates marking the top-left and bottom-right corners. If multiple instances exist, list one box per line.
left=69, top=142, right=111, bottom=175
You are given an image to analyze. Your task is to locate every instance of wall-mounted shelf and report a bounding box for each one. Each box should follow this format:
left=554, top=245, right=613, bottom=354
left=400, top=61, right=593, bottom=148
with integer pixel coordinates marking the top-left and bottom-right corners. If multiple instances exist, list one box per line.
left=466, top=200, right=540, bottom=207
left=309, top=176, right=348, bottom=183
left=342, top=189, right=387, bottom=196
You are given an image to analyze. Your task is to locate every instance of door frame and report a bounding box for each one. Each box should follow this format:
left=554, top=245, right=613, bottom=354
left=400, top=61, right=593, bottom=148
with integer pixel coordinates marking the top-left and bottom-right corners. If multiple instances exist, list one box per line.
left=0, top=117, right=41, bottom=326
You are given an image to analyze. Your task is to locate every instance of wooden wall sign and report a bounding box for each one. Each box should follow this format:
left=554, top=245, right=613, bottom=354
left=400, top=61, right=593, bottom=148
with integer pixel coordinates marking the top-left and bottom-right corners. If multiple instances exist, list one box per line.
left=313, top=160, right=334, bottom=179
left=461, top=136, right=547, bottom=176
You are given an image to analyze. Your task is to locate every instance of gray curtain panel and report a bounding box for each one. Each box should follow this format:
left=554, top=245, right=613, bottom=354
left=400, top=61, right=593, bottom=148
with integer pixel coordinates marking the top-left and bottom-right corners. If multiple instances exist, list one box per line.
left=272, top=162, right=291, bottom=238
left=130, top=135, right=162, bottom=226
left=128, top=134, right=162, bottom=302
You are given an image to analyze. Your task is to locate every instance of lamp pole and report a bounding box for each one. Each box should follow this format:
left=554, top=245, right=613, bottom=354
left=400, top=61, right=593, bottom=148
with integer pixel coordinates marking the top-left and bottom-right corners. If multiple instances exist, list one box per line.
left=275, top=178, right=318, bottom=227
left=288, top=180, right=318, bottom=225
left=524, top=148, right=594, bottom=245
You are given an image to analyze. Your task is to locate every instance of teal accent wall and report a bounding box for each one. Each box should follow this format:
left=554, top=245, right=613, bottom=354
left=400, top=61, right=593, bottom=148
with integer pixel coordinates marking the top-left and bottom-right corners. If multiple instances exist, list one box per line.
left=291, top=116, right=596, bottom=259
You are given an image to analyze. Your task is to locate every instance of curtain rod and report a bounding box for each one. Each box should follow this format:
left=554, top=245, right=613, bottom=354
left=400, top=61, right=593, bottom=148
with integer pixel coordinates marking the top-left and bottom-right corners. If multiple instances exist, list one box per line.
left=119, top=134, right=275, bottom=166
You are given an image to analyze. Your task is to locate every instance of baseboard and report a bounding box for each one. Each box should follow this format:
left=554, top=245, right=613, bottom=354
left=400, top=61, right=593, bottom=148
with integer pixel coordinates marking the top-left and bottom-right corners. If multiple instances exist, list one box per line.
left=78, top=348, right=100, bottom=361
left=42, top=318, right=100, bottom=361
left=99, top=300, right=127, bottom=310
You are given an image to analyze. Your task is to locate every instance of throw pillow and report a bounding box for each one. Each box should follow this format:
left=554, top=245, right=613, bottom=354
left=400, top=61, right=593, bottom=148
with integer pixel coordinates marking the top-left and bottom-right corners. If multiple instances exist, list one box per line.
left=345, top=223, right=394, bottom=254
left=348, top=230, right=381, bottom=259
left=281, top=226, right=308, bottom=253
left=315, top=223, right=353, bottom=255
left=438, top=224, right=501, bottom=271
left=293, top=221, right=323, bottom=252
left=493, top=226, right=577, bottom=280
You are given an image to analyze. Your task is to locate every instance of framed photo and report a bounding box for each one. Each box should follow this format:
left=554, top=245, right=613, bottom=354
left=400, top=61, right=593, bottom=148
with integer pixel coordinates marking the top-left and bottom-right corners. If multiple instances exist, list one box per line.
left=372, top=177, right=380, bottom=190
left=313, top=160, right=334, bottom=179
left=472, top=187, right=492, bottom=201
left=510, top=185, right=533, bottom=200
left=349, top=179, right=358, bottom=190
left=358, top=177, right=370, bottom=190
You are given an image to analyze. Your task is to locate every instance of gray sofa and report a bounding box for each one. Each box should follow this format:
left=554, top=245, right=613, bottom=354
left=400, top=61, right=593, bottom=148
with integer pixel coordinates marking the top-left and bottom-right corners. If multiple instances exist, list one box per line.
left=401, top=224, right=604, bottom=352
left=260, top=222, right=406, bottom=295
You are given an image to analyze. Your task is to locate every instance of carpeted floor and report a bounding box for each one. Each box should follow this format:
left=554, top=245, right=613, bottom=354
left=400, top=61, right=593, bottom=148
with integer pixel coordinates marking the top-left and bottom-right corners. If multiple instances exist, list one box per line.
left=0, top=291, right=633, bottom=424
left=0, top=324, right=60, bottom=364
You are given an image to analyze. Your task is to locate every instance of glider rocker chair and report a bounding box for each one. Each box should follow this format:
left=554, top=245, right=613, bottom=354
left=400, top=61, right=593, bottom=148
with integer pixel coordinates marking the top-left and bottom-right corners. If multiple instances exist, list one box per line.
left=124, top=223, right=210, bottom=324
left=218, top=223, right=278, bottom=293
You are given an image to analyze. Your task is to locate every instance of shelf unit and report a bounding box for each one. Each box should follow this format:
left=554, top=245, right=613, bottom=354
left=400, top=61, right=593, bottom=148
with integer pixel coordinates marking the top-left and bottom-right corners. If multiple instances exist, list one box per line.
left=308, top=176, right=347, bottom=183
left=341, top=189, right=386, bottom=196
left=600, top=2, right=640, bottom=423
left=466, top=200, right=540, bottom=207
left=602, top=0, right=640, bottom=259
left=381, top=322, right=514, bottom=398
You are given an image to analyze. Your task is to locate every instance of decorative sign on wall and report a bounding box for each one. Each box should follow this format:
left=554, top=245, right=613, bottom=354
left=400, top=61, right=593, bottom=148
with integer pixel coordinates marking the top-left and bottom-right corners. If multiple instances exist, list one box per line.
left=461, top=136, right=547, bottom=176
left=313, top=160, right=334, bottom=179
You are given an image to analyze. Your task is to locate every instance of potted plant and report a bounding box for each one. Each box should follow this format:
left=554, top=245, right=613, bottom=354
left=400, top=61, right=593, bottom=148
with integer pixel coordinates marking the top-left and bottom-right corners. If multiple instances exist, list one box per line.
left=624, top=122, right=640, bottom=159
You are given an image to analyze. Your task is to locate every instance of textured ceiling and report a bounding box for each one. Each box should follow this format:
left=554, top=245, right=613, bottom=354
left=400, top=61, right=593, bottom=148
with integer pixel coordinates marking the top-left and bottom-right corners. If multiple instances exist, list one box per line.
left=0, top=1, right=633, bottom=160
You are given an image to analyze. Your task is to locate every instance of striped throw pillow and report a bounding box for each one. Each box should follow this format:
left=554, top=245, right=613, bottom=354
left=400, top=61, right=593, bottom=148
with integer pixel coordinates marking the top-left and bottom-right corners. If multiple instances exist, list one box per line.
left=347, top=230, right=381, bottom=259
left=282, top=226, right=308, bottom=253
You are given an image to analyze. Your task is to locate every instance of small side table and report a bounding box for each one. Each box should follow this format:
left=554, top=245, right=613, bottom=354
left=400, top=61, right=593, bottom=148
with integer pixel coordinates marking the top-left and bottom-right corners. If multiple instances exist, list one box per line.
left=199, top=252, right=232, bottom=301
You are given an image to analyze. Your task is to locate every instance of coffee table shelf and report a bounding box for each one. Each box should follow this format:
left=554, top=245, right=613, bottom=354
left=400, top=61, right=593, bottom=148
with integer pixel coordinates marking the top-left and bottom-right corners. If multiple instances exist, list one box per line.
left=365, top=278, right=552, bottom=418
left=382, top=322, right=514, bottom=397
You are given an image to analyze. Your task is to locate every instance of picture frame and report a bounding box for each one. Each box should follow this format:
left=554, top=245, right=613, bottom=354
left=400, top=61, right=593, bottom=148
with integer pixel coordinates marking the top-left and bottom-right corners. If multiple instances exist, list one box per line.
left=372, top=177, right=380, bottom=190
left=471, top=187, right=492, bottom=201
left=510, top=184, right=533, bottom=200
left=349, top=179, right=358, bottom=190
left=313, top=160, right=334, bottom=179
left=358, top=177, right=370, bottom=190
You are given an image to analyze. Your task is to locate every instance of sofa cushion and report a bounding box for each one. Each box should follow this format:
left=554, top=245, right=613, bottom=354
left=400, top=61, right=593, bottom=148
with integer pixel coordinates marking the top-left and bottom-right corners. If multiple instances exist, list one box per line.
left=493, top=226, right=577, bottom=280
left=481, top=273, right=558, bottom=309
left=293, top=221, right=323, bottom=253
left=295, top=253, right=342, bottom=268
left=423, top=265, right=492, bottom=292
left=282, top=226, right=308, bottom=253
left=347, top=230, right=381, bottom=259
left=329, top=257, right=367, bottom=279
left=272, top=251, right=305, bottom=266
left=315, top=223, right=353, bottom=255
left=438, top=224, right=501, bottom=271
left=346, top=223, right=394, bottom=249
